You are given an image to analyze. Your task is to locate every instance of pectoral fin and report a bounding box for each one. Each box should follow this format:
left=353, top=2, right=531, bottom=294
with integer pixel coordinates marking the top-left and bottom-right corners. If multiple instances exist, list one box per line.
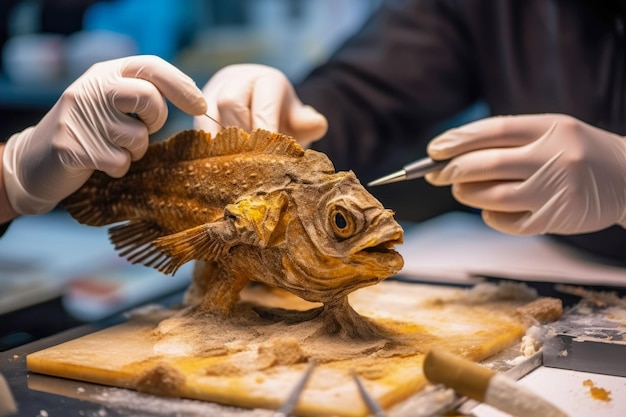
left=225, top=191, right=289, bottom=247
left=151, top=191, right=289, bottom=275
left=151, top=221, right=237, bottom=275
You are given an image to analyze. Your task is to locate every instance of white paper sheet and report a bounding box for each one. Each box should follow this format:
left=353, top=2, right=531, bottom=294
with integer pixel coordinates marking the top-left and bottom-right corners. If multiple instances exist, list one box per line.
left=472, top=367, right=626, bottom=417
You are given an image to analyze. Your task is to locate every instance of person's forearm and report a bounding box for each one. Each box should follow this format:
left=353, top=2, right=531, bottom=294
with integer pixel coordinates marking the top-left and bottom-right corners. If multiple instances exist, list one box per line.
left=0, top=144, right=19, bottom=224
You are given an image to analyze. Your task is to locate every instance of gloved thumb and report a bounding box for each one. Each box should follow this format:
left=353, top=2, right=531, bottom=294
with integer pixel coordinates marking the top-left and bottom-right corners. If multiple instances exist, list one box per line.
left=481, top=210, right=539, bottom=235
left=427, top=115, right=559, bottom=160
left=286, top=103, right=328, bottom=146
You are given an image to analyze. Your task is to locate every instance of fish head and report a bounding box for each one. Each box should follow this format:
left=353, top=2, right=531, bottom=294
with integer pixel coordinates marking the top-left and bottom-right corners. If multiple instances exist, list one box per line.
left=286, top=171, right=404, bottom=302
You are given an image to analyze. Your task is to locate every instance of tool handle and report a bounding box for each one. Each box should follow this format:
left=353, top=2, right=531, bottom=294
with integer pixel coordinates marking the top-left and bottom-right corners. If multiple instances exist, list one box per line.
left=423, top=349, right=493, bottom=402
left=403, top=158, right=449, bottom=180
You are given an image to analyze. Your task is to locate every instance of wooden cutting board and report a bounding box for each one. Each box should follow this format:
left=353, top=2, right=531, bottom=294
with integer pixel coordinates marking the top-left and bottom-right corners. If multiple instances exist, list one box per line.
left=27, top=281, right=549, bottom=417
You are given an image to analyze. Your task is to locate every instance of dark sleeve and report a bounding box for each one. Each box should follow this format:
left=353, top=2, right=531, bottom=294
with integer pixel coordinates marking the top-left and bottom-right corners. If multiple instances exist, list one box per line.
left=0, top=221, right=10, bottom=237
left=295, top=0, right=481, bottom=221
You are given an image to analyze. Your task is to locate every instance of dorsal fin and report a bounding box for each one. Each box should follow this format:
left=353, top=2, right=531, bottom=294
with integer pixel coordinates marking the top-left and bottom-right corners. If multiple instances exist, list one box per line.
left=245, top=129, right=305, bottom=157
left=136, top=127, right=304, bottom=170
left=206, top=127, right=305, bottom=158
left=136, top=129, right=212, bottom=168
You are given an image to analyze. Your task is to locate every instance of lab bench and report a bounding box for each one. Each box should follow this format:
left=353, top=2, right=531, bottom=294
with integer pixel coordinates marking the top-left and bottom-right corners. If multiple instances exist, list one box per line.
left=3, top=294, right=625, bottom=417
left=1, top=211, right=625, bottom=416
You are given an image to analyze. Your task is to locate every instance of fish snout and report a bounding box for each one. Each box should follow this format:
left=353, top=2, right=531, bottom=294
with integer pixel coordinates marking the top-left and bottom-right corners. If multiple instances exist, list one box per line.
left=377, top=209, right=404, bottom=246
left=357, top=212, right=404, bottom=275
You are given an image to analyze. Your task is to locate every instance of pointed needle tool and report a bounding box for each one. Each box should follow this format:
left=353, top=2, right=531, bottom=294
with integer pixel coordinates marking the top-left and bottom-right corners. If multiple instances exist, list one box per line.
left=204, top=113, right=226, bottom=129
left=367, top=157, right=449, bottom=187
left=272, top=361, right=317, bottom=417
left=352, top=372, right=388, bottom=417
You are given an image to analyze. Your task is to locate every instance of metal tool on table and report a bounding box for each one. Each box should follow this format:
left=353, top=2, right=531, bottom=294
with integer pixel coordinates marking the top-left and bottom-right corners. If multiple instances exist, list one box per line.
left=367, top=157, right=449, bottom=187
left=542, top=293, right=626, bottom=377
left=352, top=372, right=388, bottom=417
left=273, top=363, right=389, bottom=417
left=272, top=361, right=317, bottom=417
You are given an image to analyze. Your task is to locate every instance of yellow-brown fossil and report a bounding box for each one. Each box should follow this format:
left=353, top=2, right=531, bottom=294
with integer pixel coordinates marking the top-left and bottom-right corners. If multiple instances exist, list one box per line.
left=63, top=127, right=404, bottom=337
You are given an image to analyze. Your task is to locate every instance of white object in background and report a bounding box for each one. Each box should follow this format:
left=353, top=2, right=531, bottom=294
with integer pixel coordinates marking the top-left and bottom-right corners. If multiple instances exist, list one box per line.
left=63, top=260, right=191, bottom=321
left=2, top=34, right=65, bottom=84
left=0, top=210, right=191, bottom=319
left=64, top=30, right=138, bottom=80
left=399, top=212, right=626, bottom=286
left=472, top=367, right=626, bottom=417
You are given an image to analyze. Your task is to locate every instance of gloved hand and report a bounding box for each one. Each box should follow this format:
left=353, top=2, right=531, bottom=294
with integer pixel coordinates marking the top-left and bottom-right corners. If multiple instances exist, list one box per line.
left=194, top=64, right=328, bottom=147
left=425, top=114, right=626, bottom=235
left=3, top=55, right=207, bottom=215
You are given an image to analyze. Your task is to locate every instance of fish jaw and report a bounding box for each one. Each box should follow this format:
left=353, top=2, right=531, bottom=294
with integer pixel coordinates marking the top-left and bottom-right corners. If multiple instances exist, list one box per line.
left=281, top=253, right=402, bottom=303
left=328, top=216, right=405, bottom=297
left=280, top=222, right=404, bottom=304
left=350, top=224, right=404, bottom=278
left=345, top=205, right=405, bottom=276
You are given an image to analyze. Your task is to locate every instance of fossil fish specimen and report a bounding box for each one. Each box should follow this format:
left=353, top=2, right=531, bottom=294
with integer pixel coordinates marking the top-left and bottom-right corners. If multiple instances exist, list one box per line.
left=63, top=127, right=404, bottom=338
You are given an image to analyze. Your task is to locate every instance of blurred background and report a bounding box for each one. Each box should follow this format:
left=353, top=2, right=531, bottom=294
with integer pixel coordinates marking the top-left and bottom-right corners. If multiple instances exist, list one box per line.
left=0, top=0, right=382, bottom=142
left=0, top=0, right=383, bottom=351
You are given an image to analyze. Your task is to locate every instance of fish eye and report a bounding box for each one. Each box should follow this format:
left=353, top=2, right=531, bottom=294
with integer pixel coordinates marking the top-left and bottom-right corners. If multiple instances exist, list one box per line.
left=329, top=207, right=356, bottom=239
left=335, top=212, right=347, bottom=229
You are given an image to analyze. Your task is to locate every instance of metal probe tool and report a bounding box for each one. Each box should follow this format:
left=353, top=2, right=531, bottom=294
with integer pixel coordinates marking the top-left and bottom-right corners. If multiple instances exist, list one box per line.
left=367, top=157, right=449, bottom=187
left=204, top=113, right=226, bottom=129
left=352, top=372, right=389, bottom=417
left=272, top=361, right=317, bottom=417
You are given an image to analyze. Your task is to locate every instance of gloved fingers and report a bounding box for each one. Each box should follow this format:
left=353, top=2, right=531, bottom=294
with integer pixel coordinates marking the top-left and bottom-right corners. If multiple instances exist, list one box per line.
left=285, top=104, right=328, bottom=145
left=199, top=64, right=301, bottom=132
left=480, top=210, right=542, bottom=236
left=194, top=100, right=222, bottom=137
left=480, top=208, right=581, bottom=235
left=248, top=74, right=328, bottom=144
left=451, top=181, right=534, bottom=213
left=215, top=79, right=255, bottom=130
left=452, top=148, right=564, bottom=212
left=195, top=74, right=260, bottom=134
left=103, top=118, right=150, bottom=162
left=110, top=77, right=169, bottom=134
left=195, top=64, right=325, bottom=143
left=427, top=114, right=559, bottom=160
left=249, top=70, right=288, bottom=133
left=118, top=55, right=207, bottom=115
left=195, top=95, right=327, bottom=146
left=91, top=140, right=135, bottom=178
left=196, top=66, right=248, bottom=130
left=86, top=116, right=148, bottom=175
left=426, top=146, right=537, bottom=186
left=216, top=65, right=296, bottom=131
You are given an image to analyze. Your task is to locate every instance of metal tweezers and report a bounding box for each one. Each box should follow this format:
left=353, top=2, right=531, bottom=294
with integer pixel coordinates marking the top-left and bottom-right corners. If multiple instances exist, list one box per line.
left=272, top=361, right=317, bottom=417
left=352, top=372, right=389, bottom=417
left=272, top=364, right=389, bottom=417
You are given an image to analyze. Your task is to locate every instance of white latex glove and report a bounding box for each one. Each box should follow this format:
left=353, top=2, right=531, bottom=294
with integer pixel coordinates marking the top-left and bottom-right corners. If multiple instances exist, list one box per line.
left=425, top=114, right=626, bottom=235
left=3, top=55, right=207, bottom=215
left=195, top=64, right=327, bottom=147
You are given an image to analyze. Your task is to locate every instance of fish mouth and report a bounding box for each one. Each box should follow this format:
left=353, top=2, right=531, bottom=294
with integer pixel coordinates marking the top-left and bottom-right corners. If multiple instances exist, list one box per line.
left=354, top=229, right=404, bottom=274
left=357, top=227, right=404, bottom=255
left=360, top=239, right=402, bottom=255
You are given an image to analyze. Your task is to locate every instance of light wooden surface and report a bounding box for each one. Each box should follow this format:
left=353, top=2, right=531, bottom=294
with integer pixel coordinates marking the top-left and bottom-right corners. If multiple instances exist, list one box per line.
left=27, top=281, right=532, bottom=417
